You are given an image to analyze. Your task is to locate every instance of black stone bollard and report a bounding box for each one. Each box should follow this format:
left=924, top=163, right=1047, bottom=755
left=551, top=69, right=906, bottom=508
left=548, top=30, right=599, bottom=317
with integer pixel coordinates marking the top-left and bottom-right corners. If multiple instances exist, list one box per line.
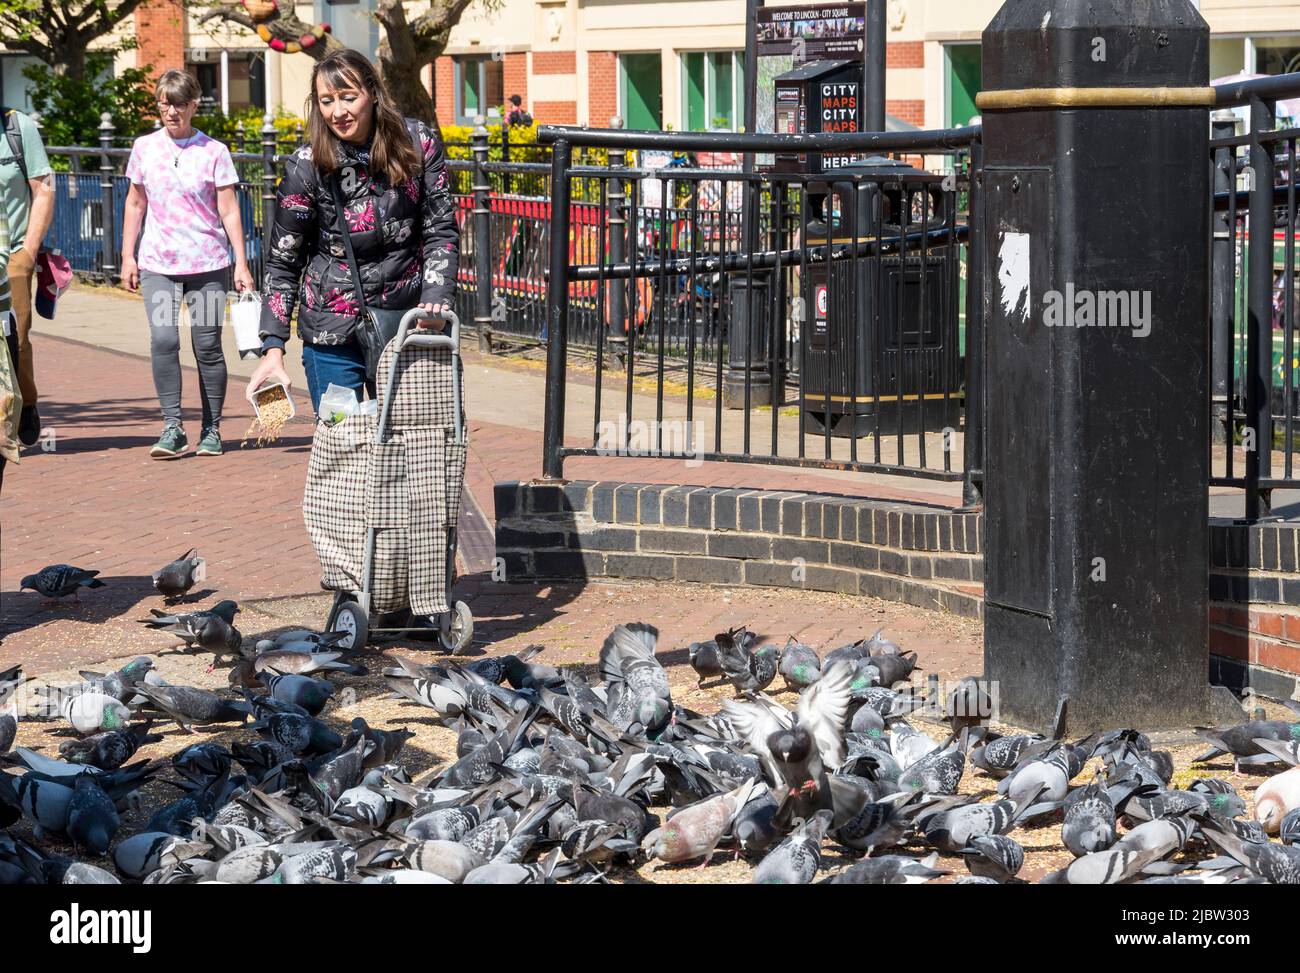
left=978, top=0, right=1213, bottom=731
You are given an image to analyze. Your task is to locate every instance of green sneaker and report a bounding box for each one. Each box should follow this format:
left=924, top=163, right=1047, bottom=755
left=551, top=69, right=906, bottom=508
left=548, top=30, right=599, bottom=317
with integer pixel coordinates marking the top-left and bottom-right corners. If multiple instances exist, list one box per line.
left=150, top=424, right=188, bottom=459
left=195, top=427, right=222, bottom=456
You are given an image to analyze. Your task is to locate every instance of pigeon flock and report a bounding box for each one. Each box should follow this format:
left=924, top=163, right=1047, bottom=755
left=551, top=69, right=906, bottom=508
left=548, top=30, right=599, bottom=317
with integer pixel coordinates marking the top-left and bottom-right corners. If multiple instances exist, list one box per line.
left=2, top=606, right=1300, bottom=885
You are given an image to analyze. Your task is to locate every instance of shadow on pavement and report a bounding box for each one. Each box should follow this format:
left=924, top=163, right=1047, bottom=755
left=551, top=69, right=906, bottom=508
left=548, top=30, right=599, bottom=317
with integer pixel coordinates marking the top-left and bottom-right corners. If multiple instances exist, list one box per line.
left=0, top=573, right=157, bottom=639
left=376, top=571, right=583, bottom=655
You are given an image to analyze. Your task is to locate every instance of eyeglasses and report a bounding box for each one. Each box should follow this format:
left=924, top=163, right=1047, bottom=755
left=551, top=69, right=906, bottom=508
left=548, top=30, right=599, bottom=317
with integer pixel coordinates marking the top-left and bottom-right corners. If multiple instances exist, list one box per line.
left=157, top=101, right=192, bottom=114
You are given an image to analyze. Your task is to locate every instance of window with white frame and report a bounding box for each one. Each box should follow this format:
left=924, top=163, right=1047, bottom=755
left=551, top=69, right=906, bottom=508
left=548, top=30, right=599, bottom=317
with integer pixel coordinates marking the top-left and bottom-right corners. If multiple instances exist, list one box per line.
left=681, top=51, right=745, bottom=131
left=1211, top=34, right=1300, bottom=80
left=456, top=57, right=504, bottom=125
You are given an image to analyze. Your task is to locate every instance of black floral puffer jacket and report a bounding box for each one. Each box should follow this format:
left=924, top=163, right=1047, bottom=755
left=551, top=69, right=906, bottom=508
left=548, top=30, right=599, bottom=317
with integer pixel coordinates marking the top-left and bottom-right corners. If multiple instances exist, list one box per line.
left=259, top=118, right=459, bottom=350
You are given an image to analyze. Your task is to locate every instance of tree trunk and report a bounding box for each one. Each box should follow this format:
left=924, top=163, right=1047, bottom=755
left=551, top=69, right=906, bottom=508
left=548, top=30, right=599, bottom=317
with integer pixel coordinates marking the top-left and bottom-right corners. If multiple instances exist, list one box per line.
left=49, top=42, right=87, bottom=82
left=374, top=0, right=441, bottom=126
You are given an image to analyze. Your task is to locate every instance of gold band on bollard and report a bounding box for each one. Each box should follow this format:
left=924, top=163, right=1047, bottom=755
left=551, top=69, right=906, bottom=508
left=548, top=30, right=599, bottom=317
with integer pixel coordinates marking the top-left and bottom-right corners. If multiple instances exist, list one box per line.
left=976, top=86, right=1217, bottom=110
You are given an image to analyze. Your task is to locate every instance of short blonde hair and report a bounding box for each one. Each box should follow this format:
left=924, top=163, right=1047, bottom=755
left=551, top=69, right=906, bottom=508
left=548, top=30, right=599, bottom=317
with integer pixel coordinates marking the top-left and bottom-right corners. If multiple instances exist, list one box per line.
left=155, top=70, right=201, bottom=106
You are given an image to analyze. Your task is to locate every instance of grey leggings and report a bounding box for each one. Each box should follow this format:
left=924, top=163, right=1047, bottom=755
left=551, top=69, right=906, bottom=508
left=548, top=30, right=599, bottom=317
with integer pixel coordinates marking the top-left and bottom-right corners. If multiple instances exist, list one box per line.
left=140, top=268, right=230, bottom=429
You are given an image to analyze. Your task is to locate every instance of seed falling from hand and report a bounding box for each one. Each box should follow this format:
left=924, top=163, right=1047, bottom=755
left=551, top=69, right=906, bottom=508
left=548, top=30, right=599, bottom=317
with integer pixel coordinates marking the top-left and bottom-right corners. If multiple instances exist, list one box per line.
left=242, top=385, right=293, bottom=446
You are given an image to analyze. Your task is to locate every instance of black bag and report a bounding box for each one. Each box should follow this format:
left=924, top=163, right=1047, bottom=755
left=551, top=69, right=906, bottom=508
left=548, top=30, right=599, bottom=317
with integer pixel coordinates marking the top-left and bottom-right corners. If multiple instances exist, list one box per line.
left=328, top=174, right=409, bottom=384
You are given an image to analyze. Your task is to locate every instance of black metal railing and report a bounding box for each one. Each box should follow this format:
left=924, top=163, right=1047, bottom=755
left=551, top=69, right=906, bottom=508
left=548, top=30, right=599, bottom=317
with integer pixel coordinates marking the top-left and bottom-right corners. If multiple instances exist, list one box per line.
left=43, top=115, right=612, bottom=360
left=1208, top=72, right=1300, bottom=519
left=537, top=124, right=984, bottom=502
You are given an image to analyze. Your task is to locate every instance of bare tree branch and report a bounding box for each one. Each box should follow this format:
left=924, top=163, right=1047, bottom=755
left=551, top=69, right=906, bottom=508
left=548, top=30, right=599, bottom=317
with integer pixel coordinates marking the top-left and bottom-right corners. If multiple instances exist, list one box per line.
left=78, top=0, right=147, bottom=42
left=198, top=4, right=257, bottom=31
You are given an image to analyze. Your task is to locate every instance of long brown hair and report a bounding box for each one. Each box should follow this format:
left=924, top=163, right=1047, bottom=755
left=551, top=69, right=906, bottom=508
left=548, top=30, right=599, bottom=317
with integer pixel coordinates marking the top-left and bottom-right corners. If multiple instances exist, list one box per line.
left=306, top=48, right=421, bottom=186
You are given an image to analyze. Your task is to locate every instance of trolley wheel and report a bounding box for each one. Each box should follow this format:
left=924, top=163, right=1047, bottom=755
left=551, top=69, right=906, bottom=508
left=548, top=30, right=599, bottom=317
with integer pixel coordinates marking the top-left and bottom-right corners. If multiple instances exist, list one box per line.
left=439, top=600, right=474, bottom=655
left=330, top=600, right=370, bottom=652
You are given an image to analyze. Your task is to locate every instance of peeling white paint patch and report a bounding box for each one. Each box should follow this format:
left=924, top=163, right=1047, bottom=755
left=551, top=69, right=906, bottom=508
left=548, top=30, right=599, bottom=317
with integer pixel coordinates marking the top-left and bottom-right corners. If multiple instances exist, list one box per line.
left=1041, top=11, right=1052, bottom=31
left=998, top=232, right=1031, bottom=322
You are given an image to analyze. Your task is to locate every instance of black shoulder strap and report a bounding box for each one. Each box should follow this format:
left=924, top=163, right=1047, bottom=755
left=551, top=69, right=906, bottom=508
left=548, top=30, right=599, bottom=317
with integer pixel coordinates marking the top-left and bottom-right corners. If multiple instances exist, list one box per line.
left=328, top=172, right=368, bottom=318
left=1, top=108, right=30, bottom=194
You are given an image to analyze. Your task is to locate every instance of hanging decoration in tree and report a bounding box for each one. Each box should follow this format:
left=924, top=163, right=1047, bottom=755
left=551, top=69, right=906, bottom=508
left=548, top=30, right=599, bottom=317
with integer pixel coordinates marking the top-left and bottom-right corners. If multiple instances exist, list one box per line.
left=239, top=0, right=332, bottom=54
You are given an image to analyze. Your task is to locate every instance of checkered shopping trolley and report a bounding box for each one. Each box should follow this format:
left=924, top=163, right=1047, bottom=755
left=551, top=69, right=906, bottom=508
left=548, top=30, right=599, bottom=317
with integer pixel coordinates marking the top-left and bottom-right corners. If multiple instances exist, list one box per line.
left=304, top=309, right=472, bottom=653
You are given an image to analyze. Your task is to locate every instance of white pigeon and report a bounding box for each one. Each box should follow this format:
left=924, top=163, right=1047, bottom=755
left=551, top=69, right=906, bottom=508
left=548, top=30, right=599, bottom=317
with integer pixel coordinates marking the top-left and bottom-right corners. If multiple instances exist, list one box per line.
left=62, top=692, right=131, bottom=735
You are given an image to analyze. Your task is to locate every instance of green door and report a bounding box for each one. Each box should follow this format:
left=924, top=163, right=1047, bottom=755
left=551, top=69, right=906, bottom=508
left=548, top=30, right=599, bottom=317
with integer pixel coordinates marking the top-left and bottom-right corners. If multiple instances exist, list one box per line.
left=622, top=53, right=663, bottom=131
left=947, top=44, right=982, bottom=128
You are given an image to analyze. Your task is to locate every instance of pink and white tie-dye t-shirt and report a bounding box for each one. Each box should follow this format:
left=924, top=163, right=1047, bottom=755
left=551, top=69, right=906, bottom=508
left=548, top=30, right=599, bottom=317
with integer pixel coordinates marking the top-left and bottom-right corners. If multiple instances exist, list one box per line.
left=125, top=128, right=240, bottom=275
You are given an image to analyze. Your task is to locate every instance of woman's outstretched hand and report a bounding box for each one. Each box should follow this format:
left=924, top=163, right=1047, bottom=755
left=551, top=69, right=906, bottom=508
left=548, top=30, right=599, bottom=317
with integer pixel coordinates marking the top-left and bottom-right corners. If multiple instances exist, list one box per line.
left=246, top=347, right=292, bottom=402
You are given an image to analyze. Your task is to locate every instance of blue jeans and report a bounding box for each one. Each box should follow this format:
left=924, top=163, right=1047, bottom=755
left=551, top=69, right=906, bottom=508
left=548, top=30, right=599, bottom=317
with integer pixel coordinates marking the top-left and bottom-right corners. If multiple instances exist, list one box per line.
left=302, top=340, right=373, bottom=416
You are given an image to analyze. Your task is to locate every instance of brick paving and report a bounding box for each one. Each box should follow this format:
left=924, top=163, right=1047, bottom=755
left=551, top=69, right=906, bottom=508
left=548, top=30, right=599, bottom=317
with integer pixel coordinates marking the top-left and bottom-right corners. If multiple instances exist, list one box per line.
left=1, top=310, right=982, bottom=677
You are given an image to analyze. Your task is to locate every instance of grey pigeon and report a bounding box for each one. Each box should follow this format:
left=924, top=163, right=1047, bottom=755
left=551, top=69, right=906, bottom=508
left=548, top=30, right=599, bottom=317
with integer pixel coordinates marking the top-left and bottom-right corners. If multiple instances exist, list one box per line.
left=0, top=771, right=74, bottom=835
left=890, top=721, right=940, bottom=770
left=560, top=821, right=638, bottom=865
left=960, top=834, right=1024, bottom=883
left=921, top=795, right=1027, bottom=852
left=767, top=724, right=830, bottom=826
left=716, top=628, right=779, bottom=696
left=172, top=742, right=233, bottom=784
left=830, top=783, right=912, bottom=853
left=437, top=706, right=535, bottom=787
left=733, top=785, right=780, bottom=853
left=249, top=712, right=341, bottom=755
left=140, top=600, right=240, bottom=648
left=253, top=650, right=364, bottom=678
left=866, top=650, right=919, bottom=687
left=112, top=832, right=209, bottom=881
left=753, top=809, right=832, bottom=884
left=1062, top=775, right=1123, bottom=857
left=1192, top=721, right=1300, bottom=772
left=998, top=744, right=1072, bottom=816
left=1279, top=807, right=1300, bottom=846
left=404, top=840, right=484, bottom=882
left=152, top=547, right=203, bottom=600
left=59, top=721, right=162, bottom=770
left=264, top=672, right=335, bottom=716
left=259, top=844, right=358, bottom=884
left=971, top=732, right=1049, bottom=779
left=0, top=714, right=14, bottom=757
left=687, top=635, right=726, bottom=687
left=899, top=742, right=965, bottom=795
left=350, top=717, right=415, bottom=769
left=130, top=683, right=251, bottom=733
left=944, top=676, right=994, bottom=740
left=20, top=564, right=105, bottom=601
left=823, top=852, right=949, bottom=885
left=75, top=657, right=155, bottom=703
left=599, top=623, right=672, bottom=738
left=66, top=775, right=120, bottom=856
left=464, top=644, right=545, bottom=685
left=1196, top=813, right=1300, bottom=884
left=778, top=638, right=822, bottom=691
left=1125, top=787, right=1246, bottom=823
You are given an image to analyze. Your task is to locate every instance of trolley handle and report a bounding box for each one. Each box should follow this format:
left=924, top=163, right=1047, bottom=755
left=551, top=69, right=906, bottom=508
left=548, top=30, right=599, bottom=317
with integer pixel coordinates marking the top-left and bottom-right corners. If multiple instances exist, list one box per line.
left=394, top=308, right=460, bottom=353
left=378, top=307, right=466, bottom=447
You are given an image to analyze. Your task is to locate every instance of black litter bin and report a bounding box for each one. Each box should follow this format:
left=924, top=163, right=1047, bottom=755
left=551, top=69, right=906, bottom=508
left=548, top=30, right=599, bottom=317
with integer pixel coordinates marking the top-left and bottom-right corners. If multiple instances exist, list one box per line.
left=800, top=158, right=961, bottom=437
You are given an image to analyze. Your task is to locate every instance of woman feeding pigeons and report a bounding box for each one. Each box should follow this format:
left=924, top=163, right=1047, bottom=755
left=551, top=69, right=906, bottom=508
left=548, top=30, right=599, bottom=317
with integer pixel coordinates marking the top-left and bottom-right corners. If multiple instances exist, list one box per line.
left=245, top=47, right=460, bottom=416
